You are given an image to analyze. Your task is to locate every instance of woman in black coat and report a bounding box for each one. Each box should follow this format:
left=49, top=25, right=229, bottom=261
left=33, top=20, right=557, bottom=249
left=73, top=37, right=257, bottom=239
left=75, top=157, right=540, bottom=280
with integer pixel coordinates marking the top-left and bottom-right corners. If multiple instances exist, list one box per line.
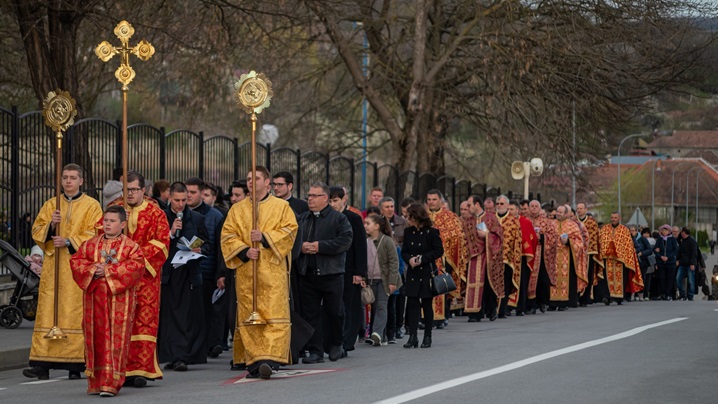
left=401, top=203, right=444, bottom=349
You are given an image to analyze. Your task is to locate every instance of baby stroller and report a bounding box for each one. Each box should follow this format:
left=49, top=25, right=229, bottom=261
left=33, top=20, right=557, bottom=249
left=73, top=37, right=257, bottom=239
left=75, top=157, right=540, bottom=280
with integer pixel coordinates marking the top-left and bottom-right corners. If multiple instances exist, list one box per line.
left=0, top=240, right=40, bottom=329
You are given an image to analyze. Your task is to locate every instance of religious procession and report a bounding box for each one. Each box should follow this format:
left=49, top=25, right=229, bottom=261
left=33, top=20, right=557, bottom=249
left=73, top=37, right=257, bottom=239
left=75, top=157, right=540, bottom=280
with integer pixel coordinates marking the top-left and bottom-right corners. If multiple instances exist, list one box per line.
left=2, top=3, right=718, bottom=402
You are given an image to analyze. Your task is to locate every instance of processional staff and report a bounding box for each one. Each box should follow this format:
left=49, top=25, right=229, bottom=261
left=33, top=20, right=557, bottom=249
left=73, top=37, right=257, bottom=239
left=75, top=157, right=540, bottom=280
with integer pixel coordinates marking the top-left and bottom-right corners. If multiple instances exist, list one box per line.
left=41, top=90, right=78, bottom=339
left=94, top=21, right=155, bottom=208
left=234, top=71, right=273, bottom=325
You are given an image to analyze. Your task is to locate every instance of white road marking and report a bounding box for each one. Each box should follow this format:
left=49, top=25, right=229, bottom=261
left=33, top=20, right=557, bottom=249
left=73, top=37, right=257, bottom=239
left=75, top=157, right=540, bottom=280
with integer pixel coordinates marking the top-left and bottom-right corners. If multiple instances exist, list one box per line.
left=0, top=387, right=6, bottom=391
left=20, top=379, right=61, bottom=385
left=714, top=309, right=718, bottom=311
left=375, top=317, right=688, bottom=404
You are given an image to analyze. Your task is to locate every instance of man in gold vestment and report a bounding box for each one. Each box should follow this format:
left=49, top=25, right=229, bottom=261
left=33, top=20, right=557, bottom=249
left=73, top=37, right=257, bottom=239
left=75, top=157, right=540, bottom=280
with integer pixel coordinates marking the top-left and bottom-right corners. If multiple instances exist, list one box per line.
left=598, top=212, right=643, bottom=305
left=221, top=166, right=298, bottom=379
left=426, top=190, right=467, bottom=326
left=577, top=203, right=602, bottom=306
left=527, top=200, right=558, bottom=314
left=23, top=164, right=103, bottom=380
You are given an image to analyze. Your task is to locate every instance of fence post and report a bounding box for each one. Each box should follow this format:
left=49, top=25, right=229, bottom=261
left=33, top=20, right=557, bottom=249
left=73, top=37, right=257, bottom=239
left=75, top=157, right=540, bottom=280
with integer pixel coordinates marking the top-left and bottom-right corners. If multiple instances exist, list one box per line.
left=296, top=149, right=302, bottom=199
left=266, top=143, right=272, bottom=172
left=451, top=178, right=456, bottom=213
left=233, top=138, right=240, bottom=182
left=373, top=163, right=378, bottom=187
left=10, top=106, right=19, bottom=247
left=159, top=127, right=166, bottom=179
left=350, top=158, right=355, bottom=207
left=198, top=131, right=205, bottom=178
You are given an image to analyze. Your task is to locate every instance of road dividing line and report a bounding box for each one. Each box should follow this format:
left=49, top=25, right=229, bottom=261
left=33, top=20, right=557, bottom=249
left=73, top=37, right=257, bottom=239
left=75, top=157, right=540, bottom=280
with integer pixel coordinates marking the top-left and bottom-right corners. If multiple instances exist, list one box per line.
left=20, top=379, right=61, bottom=385
left=375, top=317, right=687, bottom=404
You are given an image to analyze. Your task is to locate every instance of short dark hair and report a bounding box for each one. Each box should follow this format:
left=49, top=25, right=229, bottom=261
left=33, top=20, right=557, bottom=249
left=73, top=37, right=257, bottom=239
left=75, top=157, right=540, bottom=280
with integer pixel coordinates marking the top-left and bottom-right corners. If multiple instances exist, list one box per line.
left=169, top=181, right=188, bottom=194
left=185, top=177, right=205, bottom=190
left=407, top=203, right=432, bottom=228
left=641, top=228, right=651, bottom=236
left=366, top=206, right=381, bottom=216
left=370, top=187, right=384, bottom=194
left=681, top=226, right=691, bottom=236
left=273, top=171, right=294, bottom=184
left=509, top=199, right=519, bottom=207
left=400, top=197, right=415, bottom=208
left=105, top=204, right=127, bottom=222
left=230, top=180, right=249, bottom=194
left=520, top=199, right=530, bottom=207
left=329, top=186, right=345, bottom=199
left=126, top=171, right=145, bottom=188
left=427, top=189, right=444, bottom=199
left=204, top=181, right=218, bottom=197
left=468, top=195, right=483, bottom=209
left=63, top=163, right=84, bottom=179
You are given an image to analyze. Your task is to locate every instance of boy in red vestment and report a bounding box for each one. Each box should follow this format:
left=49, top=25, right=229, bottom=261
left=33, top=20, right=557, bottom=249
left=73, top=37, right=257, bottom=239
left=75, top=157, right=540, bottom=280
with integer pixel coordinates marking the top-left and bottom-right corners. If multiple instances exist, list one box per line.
left=70, top=205, right=145, bottom=397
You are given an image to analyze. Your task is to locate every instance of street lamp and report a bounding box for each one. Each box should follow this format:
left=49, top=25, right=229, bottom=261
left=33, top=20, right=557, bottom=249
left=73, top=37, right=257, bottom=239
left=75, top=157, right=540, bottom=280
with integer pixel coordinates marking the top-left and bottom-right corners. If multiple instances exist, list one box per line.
left=685, top=165, right=700, bottom=226
left=651, top=159, right=662, bottom=230
left=696, top=170, right=701, bottom=230
left=670, top=161, right=691, bottom=226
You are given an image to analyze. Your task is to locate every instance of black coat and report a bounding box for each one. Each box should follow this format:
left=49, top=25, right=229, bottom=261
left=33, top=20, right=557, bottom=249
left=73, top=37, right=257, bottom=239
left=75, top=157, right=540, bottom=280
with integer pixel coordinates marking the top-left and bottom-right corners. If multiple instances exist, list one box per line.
left=677, top=235, right=698, bottom=267
left=162, top=206, right=211, bottom=286
left=343, top=208, right=367, bottom=279
left=401, top=225, right=444, bottom=298
left=297, top=205, right=353, bottom=275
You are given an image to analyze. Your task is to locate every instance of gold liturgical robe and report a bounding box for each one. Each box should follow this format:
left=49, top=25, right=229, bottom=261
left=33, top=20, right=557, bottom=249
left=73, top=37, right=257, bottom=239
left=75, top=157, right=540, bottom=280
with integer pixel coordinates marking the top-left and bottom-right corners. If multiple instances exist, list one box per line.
left=30, top=193, right=103, bottom=364
left=221, top=195, right=298, bottom=366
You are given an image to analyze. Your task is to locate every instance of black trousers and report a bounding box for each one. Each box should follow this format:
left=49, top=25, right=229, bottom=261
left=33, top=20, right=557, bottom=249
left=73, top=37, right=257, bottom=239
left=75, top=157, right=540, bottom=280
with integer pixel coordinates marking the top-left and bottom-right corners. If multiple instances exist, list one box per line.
left=657, top=263, right=677, bottom=299
left=498, top=265, right=513, bottom=316
left=598, top=266, right=629, bottom=303
left=301, top=273, right=344, bottom=356
left=342, top=280, right=361, bottom=351
left=202, top=280, right=224, bottom=352
left=479, top=262, right=498, bottom=319
left=406, top=296, right=433, bottom=337
left=387, top=294, right=397, bottom=339
left=529, top=261, right=551, bottom=309
left=517, top=258, right=531, bottom=314
left=579, top=258, right=595, bottom=305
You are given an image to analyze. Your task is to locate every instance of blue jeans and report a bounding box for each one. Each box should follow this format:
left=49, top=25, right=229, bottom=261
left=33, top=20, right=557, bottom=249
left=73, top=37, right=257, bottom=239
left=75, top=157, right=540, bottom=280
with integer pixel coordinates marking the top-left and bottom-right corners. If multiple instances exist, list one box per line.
left=676, top=266, right=695, bottom=299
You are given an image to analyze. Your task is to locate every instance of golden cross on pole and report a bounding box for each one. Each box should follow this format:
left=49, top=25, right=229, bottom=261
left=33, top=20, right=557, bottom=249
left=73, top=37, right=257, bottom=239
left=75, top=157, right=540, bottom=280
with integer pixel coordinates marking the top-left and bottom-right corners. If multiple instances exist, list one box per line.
left=95, top=21, right=155, bottom=208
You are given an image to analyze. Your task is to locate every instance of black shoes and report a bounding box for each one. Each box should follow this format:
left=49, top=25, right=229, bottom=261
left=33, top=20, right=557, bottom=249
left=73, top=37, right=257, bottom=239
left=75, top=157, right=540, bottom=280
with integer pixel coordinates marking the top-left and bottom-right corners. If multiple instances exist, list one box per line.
left=302, top=354, right=324, bottom=364
left=68, top=371, right=81, bottom=380
left=420, top=336, right=432, bottom=348
left=539, top=304, right=547, bottom=313
left=124, top=376, right=147, bottom=387
left=258, top=363, right=273, bottom=380
left=468, top=317, right=478, bottom=323
left=208, top=345, right=223, bottom=358
left=230, top=361, right=247, bottom=371
left=516, top=312, right=524, bottom=317
left=557, top=307, right=567, bottom=312
left=328, top=345, right=344, bottom=361
left=164, top=361, right=188, bottom=371
left=22, top=366, right=49, bottom=380
left=435, top=323, right=445, bottom=329
left=403, top=334, right=419, bottom=348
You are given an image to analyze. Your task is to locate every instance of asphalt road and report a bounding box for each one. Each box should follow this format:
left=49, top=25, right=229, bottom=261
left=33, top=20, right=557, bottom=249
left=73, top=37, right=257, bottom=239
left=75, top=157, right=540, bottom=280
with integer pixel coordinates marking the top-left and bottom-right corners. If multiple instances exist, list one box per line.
left=0, top=298, right=715, bottom=404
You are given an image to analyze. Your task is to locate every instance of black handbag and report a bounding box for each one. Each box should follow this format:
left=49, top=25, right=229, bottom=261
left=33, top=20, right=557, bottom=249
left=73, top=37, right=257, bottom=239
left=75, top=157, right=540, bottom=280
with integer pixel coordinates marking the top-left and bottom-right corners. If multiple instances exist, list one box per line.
left=431, top=269, right=457, bottom=297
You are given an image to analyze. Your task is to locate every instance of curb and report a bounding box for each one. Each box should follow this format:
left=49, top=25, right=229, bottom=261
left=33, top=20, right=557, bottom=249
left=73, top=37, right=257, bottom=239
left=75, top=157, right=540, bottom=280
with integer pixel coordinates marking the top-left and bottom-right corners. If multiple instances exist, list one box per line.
left=0, top=347, right=29, bottom=371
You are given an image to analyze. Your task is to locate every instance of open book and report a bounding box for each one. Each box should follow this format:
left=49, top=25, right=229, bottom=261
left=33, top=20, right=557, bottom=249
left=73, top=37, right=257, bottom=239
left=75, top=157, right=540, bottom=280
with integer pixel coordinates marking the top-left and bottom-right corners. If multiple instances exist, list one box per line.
left=177, top=236, right=204, bottom=251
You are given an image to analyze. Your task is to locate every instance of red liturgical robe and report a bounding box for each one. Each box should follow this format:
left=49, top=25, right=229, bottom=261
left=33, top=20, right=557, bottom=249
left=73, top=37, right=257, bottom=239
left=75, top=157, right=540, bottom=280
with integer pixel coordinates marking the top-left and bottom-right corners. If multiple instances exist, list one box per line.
left=70, top=234, right=145, bottom=396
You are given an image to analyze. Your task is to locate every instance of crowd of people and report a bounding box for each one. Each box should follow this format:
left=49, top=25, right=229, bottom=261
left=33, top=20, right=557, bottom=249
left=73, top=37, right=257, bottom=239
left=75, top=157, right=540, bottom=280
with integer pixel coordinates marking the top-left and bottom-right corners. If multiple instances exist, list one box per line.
left=17, top=163, right=710, bottom=397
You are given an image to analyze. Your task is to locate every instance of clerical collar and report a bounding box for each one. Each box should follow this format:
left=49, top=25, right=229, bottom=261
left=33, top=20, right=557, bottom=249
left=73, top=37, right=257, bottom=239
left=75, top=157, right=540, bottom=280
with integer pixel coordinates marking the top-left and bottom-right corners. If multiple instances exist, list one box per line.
left=578, top=216, right=587, bottom=221
left=430, top=208, right=441, bottom=213
left=251, top=192, right=270, bottom=202
left=612, top=223, right=619, bottom=228
left=497, top=211, right=508, bottom=219
left=63, top=191, right=82, bottom=200
left=104, top=233, right=121, bottom=240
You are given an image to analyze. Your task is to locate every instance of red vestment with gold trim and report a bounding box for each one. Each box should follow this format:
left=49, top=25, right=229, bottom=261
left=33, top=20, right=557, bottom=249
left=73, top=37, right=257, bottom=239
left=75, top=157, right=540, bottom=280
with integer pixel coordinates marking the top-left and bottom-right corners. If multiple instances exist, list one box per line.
left=599, top=224, right=643, bottom=297
left=508, top=215, right=537, bottom=307
left=429, top=208, right=468, bottom=319
left=497, top=213, right=521, bottom=306
left=550, top=219, right=588, bottom=302
left=102, top=197, right=170, bottom=379
left=462, top=214, right=503, bottom=313
left=70, top=234, right=145, bottom=395
left=528, top=215, right=558, bottom=299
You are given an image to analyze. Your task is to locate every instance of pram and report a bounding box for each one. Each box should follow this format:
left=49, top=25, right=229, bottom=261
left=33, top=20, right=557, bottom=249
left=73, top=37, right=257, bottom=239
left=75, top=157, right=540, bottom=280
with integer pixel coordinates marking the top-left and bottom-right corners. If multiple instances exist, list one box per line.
left=0, top=240, right=40, bottom=329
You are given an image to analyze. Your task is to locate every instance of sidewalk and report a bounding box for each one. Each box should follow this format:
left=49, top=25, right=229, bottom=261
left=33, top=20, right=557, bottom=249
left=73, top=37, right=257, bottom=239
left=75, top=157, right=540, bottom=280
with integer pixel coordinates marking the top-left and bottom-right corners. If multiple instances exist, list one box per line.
left=0, top=319, right=33, bottom=371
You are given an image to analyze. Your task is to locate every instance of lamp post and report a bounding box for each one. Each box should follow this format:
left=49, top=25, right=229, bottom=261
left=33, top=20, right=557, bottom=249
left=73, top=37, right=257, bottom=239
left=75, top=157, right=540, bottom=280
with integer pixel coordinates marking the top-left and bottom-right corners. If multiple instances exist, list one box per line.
left=651, top=159, right=661, bottom=230
left=695, top=170, right=701, bottom=230
left=670, top=161, right=691, bottom=226
left=685, top=165, right=700, bottom=226
left=617, top=134, right=646, bottom=217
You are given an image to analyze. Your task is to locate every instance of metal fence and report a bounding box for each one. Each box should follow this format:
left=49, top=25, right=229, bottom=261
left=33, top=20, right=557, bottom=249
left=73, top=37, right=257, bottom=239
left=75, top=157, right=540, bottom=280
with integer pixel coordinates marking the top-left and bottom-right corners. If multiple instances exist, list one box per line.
left=0, top=106, right=500, bottom=254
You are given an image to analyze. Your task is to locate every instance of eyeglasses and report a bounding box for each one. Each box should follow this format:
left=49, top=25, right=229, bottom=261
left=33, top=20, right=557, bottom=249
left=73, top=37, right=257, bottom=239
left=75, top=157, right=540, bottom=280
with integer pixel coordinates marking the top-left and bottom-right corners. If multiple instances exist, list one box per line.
left=307, top=194, right=327, bottom=198
left=271, top=182, right=287, bottom=187
left=127, top=187, right=143, bottom=194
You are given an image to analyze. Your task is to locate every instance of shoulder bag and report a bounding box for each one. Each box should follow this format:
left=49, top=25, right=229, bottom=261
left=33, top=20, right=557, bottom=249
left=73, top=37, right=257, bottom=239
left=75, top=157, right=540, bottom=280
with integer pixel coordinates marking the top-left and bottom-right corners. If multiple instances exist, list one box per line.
left=430, top=262, right=457, bottom=297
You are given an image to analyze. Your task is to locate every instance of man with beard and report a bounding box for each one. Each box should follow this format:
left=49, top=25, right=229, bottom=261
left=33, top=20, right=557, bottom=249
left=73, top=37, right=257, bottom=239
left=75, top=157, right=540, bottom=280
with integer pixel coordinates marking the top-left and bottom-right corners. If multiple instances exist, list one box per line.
left=507, top=200, right=537, bottom=316
left=462, top=196, right=503, bottom=322
left=526, top=200, right=558, bottom=314
left=598, top=212, right=643, bottom=305
left=494, top=195, right=522, bottom=319
left=425, top=190, right=467, bottom=327
left=548, top=205, right=588, bottom=311
left=576, top=203, right=602, bottom=306
left=104, top=171, right=170, bottom=387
